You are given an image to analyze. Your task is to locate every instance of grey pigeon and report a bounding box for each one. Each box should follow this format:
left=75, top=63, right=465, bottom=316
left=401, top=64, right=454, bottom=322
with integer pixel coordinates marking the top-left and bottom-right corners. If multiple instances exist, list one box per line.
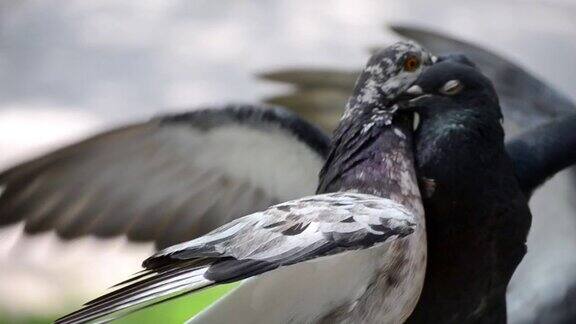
left=55, top=41, right=433, bottom=324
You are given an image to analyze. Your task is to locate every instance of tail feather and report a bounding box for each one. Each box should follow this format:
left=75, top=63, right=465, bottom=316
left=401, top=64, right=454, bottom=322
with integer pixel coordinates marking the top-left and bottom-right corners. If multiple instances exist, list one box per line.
left=55, top=263, right=214, bottom=324
left=86, top=262, right=203, bottom=306
left=107, top=258, right=206, bottom=289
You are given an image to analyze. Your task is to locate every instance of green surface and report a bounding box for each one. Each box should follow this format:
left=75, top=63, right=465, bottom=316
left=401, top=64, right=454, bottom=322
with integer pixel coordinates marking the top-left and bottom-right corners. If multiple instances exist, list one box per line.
left=0, top=283, right=238, bottom=324
left=116, top=284, right=237, bottom=324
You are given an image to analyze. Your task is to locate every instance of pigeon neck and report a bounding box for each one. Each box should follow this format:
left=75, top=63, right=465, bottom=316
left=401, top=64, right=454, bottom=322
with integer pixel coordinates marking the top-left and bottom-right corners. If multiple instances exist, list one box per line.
left=416, top=111, right=505, bottom=183
left=318, top=116, right=423, bottom=215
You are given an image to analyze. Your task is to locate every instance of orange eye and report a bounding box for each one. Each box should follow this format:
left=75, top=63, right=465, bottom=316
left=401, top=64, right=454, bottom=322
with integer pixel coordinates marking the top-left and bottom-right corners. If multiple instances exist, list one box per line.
left=403, top=56, right=420, bottom=72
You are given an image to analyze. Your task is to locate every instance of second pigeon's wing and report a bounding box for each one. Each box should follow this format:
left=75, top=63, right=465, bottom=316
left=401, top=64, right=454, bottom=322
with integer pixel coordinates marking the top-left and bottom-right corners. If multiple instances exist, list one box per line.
left=506, top=114, right=576, bottom=198
left=55, top=192, right=417, bottom=324
left=0, top=104, right=330, bottom=248
left=390, top=24, right=576, bottom=126
left=259, top=69, right=356, bottom=132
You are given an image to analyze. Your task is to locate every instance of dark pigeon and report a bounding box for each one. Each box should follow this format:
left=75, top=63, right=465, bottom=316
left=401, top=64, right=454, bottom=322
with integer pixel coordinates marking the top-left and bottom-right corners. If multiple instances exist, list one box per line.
left=400, top=60, right=532, bottom=323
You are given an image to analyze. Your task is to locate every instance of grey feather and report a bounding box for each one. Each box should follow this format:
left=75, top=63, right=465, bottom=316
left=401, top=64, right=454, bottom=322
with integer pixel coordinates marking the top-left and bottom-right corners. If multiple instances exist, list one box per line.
left=0, top=104, right=330, bottom=248
left=259, top=69, right=357, bottom=90
left=55, top=192, right=416, bottom=324
left=153, top=192, right=415, bottom=265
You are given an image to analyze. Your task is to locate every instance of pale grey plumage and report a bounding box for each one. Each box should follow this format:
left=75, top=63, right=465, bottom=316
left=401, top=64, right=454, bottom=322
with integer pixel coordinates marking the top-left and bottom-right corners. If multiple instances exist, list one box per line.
left=158, top=192, right=416, bottom=263
left=56, top=192, right=419, bottom=324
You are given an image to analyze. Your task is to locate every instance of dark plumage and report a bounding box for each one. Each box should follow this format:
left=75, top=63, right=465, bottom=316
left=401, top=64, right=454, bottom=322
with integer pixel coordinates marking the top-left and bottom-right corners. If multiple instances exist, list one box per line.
left=402, top=61, right=532, bottom=323
left=506, top=114, right=576, bottom=198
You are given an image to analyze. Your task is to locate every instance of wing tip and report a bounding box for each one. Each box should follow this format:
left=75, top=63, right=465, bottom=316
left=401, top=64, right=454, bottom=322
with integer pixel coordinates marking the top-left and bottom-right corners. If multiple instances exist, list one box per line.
left=55, top=265, right=213, bottom=324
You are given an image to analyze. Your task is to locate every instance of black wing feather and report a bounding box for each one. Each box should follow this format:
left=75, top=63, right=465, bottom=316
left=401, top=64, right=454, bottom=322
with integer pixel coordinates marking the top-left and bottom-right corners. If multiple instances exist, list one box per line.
left=506, top=115, right=576, bottom=197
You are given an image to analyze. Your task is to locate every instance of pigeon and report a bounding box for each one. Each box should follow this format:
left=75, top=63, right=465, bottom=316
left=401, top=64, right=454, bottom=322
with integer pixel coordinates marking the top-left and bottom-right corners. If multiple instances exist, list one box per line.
left=397, top=60, right=532, bottom=323
left=55, top=41, right=433, bottom=323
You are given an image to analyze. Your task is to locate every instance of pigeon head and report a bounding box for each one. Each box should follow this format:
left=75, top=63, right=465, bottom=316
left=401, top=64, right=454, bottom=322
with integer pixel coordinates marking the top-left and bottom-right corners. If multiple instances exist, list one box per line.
left=400, top=60, right=502, bottom=126
left=398, top=60, right=505, bottom=173
left=343, top=41, right=436, bottom=124
left=318, top=41, right=434, bottom=208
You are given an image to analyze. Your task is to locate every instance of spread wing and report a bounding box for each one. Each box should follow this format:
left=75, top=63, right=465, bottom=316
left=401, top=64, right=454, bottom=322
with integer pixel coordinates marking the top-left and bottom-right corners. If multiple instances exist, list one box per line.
left=55, top=192, right=417, bottom=324
left=0, top=104, right=330, bottom=248
left=260, top=70, right=352, bottom=132
left=259, top=69, right=355, bottom=132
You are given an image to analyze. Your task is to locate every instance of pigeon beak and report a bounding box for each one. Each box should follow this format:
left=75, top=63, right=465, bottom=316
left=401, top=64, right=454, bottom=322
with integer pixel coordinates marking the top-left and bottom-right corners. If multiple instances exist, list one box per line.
left=394, top=85, right=433, bottom=112
left=405, top=85, right=423, bottom=96
left=413, top=112, right=421, bottom=131
left=391, top=84, right=433, bottom=131
left=387, top=85, right=424, bottom=116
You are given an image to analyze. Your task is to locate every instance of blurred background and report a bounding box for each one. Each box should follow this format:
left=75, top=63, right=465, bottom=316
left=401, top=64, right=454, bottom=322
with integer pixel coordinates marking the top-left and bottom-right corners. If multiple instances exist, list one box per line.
left=0, top=0, right=575, bottom=323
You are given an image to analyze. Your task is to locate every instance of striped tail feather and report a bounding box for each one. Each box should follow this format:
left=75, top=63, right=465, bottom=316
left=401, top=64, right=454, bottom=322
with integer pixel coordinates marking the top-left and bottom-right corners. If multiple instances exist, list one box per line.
left=55, top=260, right=214, bottom=324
